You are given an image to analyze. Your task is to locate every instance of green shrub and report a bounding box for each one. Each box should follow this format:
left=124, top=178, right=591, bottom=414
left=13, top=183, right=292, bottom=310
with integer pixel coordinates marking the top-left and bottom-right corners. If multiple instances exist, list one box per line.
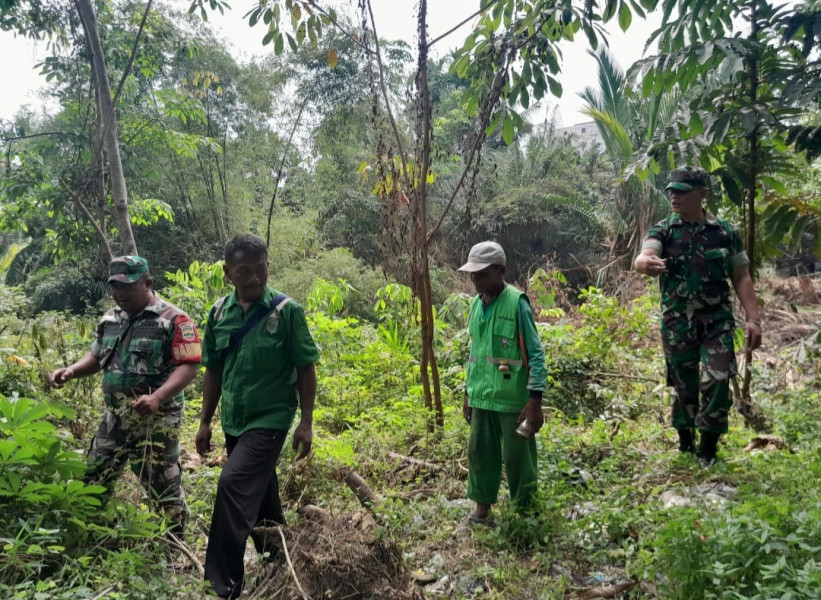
left=645, top=499, right=821, bottom=600
left=275, top=247, right=387, bottom=319
left=0, top=395, right=106, bottom=585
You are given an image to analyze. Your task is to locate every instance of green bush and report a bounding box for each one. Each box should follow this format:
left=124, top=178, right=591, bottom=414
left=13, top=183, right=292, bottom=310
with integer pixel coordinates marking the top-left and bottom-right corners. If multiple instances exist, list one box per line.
left=0, top=395, right=106, bottom=585
left=275, top=247, right=387, bottom=319
left=645, top=498, right=821, bottom=599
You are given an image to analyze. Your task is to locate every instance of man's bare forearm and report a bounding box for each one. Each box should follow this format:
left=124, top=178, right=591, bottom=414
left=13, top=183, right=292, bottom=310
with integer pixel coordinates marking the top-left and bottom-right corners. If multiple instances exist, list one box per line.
left=67, top=352, right=102, bottom=379
left=296, top=363, right=317, bottom=424
left=152, top=363, right=199, bottom=404
left=200, top=367, right=223, bottom=425
left=732, top=267, right=761, bottom=321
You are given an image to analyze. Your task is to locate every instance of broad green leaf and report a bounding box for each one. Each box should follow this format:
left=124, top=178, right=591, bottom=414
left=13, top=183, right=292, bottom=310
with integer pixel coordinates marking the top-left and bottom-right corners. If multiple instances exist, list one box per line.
left=547, top=76, right=563, bottom=97
left=291, top=4, right=302, bottom=29
left=454, top=55, right=470, bottom=78
left=521, top=87, right=530, bottom=109
left=502, top=114, right=515, bottom=146
left=720, top=172, right=742, bottom=207
left=618, top=3, right=633, bottom=31
left=759, top=176, right=787, bottom=196
left=274, top=32, right=284, bottom=55
left=630, top=0, right=647, bottom=19
left=603, top=0, right=618, bottom=22
left=688, top=112, right=704, bottom=135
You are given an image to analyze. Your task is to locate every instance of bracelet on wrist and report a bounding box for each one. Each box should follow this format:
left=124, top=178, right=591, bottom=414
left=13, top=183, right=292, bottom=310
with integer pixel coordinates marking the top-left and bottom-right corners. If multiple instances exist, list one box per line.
left=746, top=320, right=762, bottom=327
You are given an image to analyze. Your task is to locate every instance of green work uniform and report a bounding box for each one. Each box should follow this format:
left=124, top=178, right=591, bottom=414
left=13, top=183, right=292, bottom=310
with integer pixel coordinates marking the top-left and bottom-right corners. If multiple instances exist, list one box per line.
left=202, top=285, right=319, bottom=599
left=87, top=294, right=201, bottom=530
left=644, top=213, right=749, bottom=434
left=465, top=285, right=547, bottom=508
left=202, top=286, right=319, bottom=436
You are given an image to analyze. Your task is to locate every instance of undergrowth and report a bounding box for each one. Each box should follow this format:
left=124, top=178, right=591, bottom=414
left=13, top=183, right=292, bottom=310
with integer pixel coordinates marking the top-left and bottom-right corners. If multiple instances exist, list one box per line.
left=0, top=272, right=819, bottom=598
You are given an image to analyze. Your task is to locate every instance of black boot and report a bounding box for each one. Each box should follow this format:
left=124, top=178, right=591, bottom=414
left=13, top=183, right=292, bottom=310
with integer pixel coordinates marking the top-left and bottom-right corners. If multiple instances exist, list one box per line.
left=677, top=428, right=696, bottom=454
left=697, top=432, right=720, bottom=468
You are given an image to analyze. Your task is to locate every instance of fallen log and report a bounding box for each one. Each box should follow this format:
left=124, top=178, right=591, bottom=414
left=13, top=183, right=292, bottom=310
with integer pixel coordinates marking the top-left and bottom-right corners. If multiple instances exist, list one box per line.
left=578, top=581, right=635, bottom=599
left=334, top=467, right=379, bottom=507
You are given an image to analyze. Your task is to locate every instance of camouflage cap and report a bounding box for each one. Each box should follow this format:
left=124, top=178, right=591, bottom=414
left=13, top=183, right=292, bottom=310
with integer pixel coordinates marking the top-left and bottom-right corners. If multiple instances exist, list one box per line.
left=666, top=166, right=709, bottom=192
left=108, top=256, right=149, bottom=284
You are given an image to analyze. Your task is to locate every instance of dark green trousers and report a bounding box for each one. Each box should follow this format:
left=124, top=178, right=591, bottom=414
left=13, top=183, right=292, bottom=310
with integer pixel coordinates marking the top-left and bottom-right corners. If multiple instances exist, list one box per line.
left=467, top=407, right=538, bottom=508
left=661, top=313, right=736, bottom=434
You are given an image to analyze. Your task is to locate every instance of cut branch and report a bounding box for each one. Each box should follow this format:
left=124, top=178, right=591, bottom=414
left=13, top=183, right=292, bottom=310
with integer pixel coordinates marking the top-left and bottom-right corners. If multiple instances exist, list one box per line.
left=163, top=532, right=204, bottom=577
left=335, top=468, right=378, bottom=507
left=387, top=451, right=443, bottom=471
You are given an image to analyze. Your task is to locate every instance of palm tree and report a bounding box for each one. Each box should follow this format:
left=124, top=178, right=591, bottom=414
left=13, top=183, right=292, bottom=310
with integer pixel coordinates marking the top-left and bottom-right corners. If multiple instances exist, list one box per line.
left=579, top=48, right=673, bottom=263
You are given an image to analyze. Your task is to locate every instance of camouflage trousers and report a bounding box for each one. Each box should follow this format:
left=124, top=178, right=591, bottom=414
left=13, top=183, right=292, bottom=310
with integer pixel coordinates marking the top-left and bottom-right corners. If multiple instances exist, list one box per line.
left=85, top=405, right=187, bottom=532
left=661, top=312, right=737, bottom=434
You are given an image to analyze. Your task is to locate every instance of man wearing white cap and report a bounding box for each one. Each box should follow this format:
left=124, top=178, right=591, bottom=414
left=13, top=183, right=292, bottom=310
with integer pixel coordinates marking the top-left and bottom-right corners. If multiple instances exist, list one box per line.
left=458, top=241, right=547, bottom=524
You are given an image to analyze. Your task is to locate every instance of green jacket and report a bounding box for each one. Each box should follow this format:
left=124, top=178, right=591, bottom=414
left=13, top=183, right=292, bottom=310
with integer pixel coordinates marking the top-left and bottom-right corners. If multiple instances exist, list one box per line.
left=202, top=286, right=319, bottom=436
left=466, top=285, right=546, bottom=413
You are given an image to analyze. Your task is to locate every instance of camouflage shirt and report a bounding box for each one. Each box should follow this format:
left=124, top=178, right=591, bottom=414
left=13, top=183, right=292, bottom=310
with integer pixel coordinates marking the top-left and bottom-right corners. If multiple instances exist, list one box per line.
left=91, top=293, right=202, bottom=410
left=643, top=213, right=749, bottom=320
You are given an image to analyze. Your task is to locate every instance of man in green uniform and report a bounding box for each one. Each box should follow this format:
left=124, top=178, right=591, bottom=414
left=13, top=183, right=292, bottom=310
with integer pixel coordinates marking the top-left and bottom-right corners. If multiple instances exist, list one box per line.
left=196, top=234, right=319, bottom=600
left=459, top=241, right=547, bottom=524
left=49, top=256, right=201, bottom=531
left=635, top=167, right=762, bottom=467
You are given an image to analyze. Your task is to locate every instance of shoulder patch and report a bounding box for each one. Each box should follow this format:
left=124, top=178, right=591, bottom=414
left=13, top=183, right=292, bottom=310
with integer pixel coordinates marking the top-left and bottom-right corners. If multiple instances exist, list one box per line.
left=179, top=320, right=196, bottom=341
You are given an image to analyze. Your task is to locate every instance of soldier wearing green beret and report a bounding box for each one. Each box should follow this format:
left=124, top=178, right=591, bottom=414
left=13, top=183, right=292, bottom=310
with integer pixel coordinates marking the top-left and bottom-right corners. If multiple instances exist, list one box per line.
left=635, top=167, right=762, bottom=467
left=49, top=256, right=201, bottom=531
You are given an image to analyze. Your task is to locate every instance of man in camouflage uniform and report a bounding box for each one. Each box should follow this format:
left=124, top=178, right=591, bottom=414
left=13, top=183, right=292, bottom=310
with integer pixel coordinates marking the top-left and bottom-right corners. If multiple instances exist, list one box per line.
left=50, top=256, right=201, bottom=531
left=635, top=167, right=762, bottom=467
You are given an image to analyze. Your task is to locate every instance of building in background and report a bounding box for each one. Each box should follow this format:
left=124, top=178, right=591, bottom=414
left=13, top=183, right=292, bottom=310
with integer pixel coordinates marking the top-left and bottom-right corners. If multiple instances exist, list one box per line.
left=556, top=121, right=605, bottom=153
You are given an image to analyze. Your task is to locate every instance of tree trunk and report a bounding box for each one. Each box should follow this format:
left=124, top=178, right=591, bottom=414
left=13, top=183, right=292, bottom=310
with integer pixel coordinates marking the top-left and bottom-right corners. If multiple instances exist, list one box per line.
left=74, top=0, right=137, bottom=256
left=412, top=0, right=444, bottom=428
left=736, top=0, right=770, bottom=432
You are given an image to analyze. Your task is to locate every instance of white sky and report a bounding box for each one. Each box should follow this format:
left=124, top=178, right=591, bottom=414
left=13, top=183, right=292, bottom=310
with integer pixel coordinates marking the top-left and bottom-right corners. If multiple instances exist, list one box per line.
left=0, top=0, right=661, bottom=126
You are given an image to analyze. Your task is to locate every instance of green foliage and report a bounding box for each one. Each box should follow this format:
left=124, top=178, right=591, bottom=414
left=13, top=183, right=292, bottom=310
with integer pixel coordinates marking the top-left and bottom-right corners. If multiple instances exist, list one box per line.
left=528, top=268, right=567, bottom=318
left=644, top=495, right=821, bottom=599
left=539, top=286, right=657, bottom=420
left=626, top=0, right=821, bottom=261
left=0, top=265, right=818, bottom=598
left=275, top=247, right=387, bottom=320
left=306, top=277, right=353, bottom=319
left=127, top=198, right=174, bottom=227
left=0, top=395, right=106, bottom=585
left=162, top=259, right=229, bottom=326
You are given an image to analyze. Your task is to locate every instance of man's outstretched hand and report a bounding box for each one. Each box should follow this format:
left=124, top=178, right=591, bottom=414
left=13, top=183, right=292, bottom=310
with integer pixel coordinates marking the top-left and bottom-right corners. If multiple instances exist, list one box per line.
left=49, top=367, right=74, bottom=389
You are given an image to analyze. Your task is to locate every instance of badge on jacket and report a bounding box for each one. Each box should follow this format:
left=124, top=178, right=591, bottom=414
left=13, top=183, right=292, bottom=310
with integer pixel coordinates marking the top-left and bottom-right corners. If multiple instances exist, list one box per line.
left=267, top=312, right=280, bottom=334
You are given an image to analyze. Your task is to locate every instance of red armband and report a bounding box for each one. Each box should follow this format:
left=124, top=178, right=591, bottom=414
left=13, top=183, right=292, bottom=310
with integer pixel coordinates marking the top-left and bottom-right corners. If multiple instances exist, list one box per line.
left=171, top=316, right=202, bottom=364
